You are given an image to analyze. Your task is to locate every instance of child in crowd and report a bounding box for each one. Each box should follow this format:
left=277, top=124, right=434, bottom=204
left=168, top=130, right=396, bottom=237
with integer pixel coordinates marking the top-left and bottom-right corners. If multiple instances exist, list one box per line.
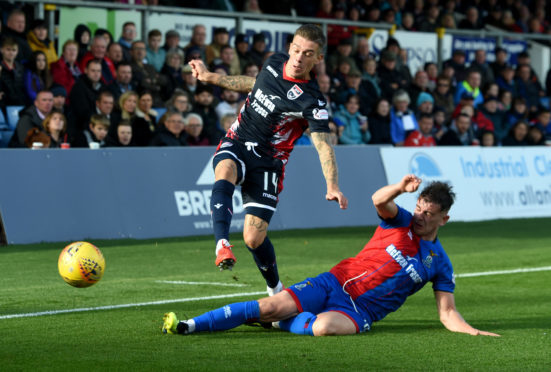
left=73, top=114, right=110, bottom=148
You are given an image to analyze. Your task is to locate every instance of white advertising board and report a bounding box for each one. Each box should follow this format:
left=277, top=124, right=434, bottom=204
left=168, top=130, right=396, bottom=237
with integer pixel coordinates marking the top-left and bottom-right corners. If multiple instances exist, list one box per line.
left=380, top=147, right=551, bottom=221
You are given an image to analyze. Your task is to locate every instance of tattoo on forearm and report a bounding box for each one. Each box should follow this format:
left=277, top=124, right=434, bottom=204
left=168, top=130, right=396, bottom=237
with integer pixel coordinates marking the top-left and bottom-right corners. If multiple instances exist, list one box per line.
left=216, top=75, right=255, bottom=93
left=312, top=132, right=338, bottom=186
left=247, top=216, right=268, bottom=232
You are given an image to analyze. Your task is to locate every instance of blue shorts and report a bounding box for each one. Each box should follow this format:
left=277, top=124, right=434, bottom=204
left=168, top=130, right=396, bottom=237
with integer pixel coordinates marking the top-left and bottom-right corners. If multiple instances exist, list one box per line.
left=284, top=272, right=372, bottom=333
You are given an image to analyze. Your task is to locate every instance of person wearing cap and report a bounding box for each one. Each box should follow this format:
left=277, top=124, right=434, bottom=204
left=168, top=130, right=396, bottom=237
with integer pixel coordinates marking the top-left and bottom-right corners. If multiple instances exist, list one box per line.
left=26, top=19, right=58, bottom=65
left=183, top=25, right=207, bottom=62
left=454, top=69, right=483, bottom=107
left=407, top=70, right=431, bottom=112
left=162, top=29, right=186, bottom=57
left=188, top=24, right=348, bottom=296
left=416, top=92, right=434, bottom=115
left=50, top=84, right=68, bottom=114
left=248, top=32, right=268, bottom=69
left=443, top=49, right=467, bottom=82
left=327, top=37, right=358, bottom=75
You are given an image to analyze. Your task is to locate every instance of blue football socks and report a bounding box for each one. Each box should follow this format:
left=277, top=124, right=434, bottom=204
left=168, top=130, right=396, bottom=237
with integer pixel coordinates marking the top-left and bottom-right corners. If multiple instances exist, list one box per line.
left=210, top=180, right=235, bottom=243
left=279, top=312, right=317, bottom=336
left=192, top=301, right=260, bottom=332
left=247, top=237, right=279, bottom=288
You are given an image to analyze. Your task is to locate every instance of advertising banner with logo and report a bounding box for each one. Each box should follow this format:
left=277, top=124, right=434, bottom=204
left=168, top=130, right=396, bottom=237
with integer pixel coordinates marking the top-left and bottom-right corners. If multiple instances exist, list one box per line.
left=451, top=36, right=526, bottom=65
left=0, top=146, right=385, bottom=244
left=380, top=147, right=551, bottom=222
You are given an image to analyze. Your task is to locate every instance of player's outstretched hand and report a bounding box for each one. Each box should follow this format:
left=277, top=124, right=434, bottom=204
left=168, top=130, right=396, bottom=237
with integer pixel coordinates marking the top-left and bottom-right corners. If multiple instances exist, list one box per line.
left=188, top=59, right=210, bottom=82
left=472, top=329, right=501, bottom=337
left=326, top=190, right=348, bottom=209
left=400, top=174, right=422, bottom=193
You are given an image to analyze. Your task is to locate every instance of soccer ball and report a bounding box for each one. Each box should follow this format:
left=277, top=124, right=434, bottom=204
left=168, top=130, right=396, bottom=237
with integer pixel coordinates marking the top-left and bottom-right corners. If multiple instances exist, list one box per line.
left=58, top=241, right=105, bottom=288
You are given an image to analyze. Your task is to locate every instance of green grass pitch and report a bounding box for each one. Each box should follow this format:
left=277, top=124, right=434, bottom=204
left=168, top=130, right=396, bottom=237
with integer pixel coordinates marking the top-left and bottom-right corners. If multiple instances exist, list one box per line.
left=1, top=218, right=550, bottom=371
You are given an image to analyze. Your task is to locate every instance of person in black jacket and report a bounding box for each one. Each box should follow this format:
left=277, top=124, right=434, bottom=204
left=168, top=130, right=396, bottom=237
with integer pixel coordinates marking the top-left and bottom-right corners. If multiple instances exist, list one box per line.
left=1, top=9, right=33, bottom=64
left=8, top=89, right=54, bottom=147
left=149, top=111, right=187, bottom=146
left=0, top=37, right=26, bottom=107
left=67, top=59, right=104, bottom=138
left=368, top=98, right=392, bottom=144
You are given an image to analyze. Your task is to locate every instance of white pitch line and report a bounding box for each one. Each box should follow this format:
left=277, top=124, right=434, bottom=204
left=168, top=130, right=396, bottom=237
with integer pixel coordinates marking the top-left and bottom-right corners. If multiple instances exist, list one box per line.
left=0, top=291, right=266, bottom=320
left=455, top=266, right=551, bottom=278
left=156, top=280, right=249, bottom=287
left=2, top=266, right=551, bottom=320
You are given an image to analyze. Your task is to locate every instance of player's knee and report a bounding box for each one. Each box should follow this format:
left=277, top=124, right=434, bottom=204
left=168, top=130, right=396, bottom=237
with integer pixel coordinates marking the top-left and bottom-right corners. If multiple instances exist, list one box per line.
left=243, top=231, right=264, bottom=248
left=312, top=317, right=354, bottom=336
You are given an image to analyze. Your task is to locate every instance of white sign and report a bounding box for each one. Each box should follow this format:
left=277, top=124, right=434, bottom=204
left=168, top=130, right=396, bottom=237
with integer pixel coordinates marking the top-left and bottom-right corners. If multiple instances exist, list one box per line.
left=380, top=147, right=551, bottom=222
left=369, top=30, right=453, bottom=75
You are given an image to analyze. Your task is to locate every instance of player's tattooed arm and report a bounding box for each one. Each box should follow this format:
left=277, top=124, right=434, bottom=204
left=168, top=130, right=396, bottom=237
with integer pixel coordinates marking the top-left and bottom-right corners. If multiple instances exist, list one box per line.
left=311, top=132, right=348, bottom=209
left=188, top=59, right=255, bottom=93
left=214, top=75, right=255, bottom=93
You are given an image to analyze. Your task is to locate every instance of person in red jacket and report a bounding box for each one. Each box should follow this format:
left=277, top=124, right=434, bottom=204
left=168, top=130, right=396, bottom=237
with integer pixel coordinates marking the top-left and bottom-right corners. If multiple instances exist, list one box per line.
left=405, top=113, right=437, bottom=147
left=50, top=40, right=81, bottom=101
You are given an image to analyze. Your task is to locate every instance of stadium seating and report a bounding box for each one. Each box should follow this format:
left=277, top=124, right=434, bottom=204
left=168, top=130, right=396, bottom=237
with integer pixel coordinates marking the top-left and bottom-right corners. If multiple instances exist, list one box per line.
left=0, top=130, right=14, bottom=148
left=6, top=106, right=24, bottom=130
left=154, top=107, right=167, bottom=121
left=0, top=110, right=8, bottom=131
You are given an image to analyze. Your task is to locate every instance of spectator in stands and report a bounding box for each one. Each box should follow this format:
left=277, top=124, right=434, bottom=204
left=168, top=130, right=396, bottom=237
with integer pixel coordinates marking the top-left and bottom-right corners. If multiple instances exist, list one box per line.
left=479, top=129, right=496, bottom=147
left=94, top=90, right=117, bottom=134
left=68, top=58, right=104, bottom=134
left=401, top=12, right=417, bottom=31
left=215, top=88, right=241, bottom=122
left=334, top=94, right=370, bottom=145
left=73, top=114, right=110, bottom=148
left=490, top=47, right=508, bottom=78
left=432, top=75, right=454, bottom=121
left=41, top=111, right=67, bottom=148
left=352, top=37, right=375, bottom=75
left=107, top=61, right=134, bottom=103
left=74, top=24, right=91, bottom=62
left=484, top=5, right=504, bottom=29
left=385, top=37, right=411, bottom=85
left=2, top=9, right=32, bottom=63
left=248, top=32, right=268, bottom=69
left=336, top=69, right=378, bottom=116
left=51, top=85, right=68, bottom=114
left=191, top=83, right=219, bottom=145
left=149, top=111, right=187, bottom=146
left=530, top=108, right=551, bottom=139
left=326, top=3, right=355, bottom=52
left=166, top=89, right=192, bottom=116
left=183, top=112, right=209, bottom=146
left=146, top=29, right=166, bottom=72
left=220, top=112, right=237, bottom=133
left=9, top=89, right=54, bottom=147
left=206, top=28, right=232, bottom=68
left=480, top=96, right=507, bottom=143
left=456, top=101, right=494, bottom=137
left=113, top=90, right=138, bottom=134
left=94, top=28, right=113, bottom=45
left=502, top=121, right=529, bottom=146
left=24, top=51, right=52, bottom=105
left=469, top=49, right=495, bottom=87
left=407, top=70, right=431, bottom=111
left=160, top=50, right=184, bottom=100
left=454, top=70, right=483, bottom=107
left=130, top=40, right=168, bottom=107
left=118, top=21, right=136, bottom=62
left=516, top=52, right=543, bottom=88
left=327, top=38, right=356, bottom=76
left=78, top=36, right=116, bottom=86
left=499, top=89, right=513, bottom=111
left=235, top=33, right=252, bottom=72
left=443, top=49, right=467, bottom=83
left=105, top=119, right=134, bottom=147
left=515, top=64, right=544, bottom=113
left=213, top=45, right=240, bottom=76
left=183, top=25, right=207, bottom=62
left=378, top=50, right=407, bottom=102
left=458, top=6, right=483, bottom=29
left=361, top=57, right=381, bottom=98
left=416, top=92, right=434, bottom=116
left=26, top=19, right=57, bottom=66
left=424, top=62, right=438, bottom=91
left=526, top=124, right=547, bottom=146
left=418, top=5, right=440, bottom=32
left=496, top=65, right=517, bottom=96
left=50, top=40, right=81, bottom=100
left=242, top=61, right=259, bottom=78
left=0, top=37, right=26, bottom=107
left=506, top=97, right=529, bottom=127
left=106, top=42, right=124, bottom=66
left=440, top=12, right=457, bottom=29
left=181, top=64, right=198, bottom=98
left=368, top=98, right=392, bottom=144
left=404, top=113, right=436, bottom=147
left=390, top=90, right=418, bottom=146
left=439, top=113, right=478, bottom=146
left=133, top=90, right=157, bottom=146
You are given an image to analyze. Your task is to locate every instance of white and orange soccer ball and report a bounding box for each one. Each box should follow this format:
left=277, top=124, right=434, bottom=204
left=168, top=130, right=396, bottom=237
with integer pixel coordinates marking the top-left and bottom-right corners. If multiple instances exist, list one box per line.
left=58, top=241, right=105, bottom=288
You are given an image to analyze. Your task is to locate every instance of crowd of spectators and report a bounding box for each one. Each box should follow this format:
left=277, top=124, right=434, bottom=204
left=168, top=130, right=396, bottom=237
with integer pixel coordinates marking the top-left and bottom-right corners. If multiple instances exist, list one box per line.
left=1, top=0, right=551, bottom=149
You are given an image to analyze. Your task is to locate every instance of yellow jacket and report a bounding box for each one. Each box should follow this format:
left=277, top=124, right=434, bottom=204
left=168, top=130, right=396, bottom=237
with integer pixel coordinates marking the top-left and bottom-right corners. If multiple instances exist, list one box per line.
left=27, top=30, right=58, bottom=66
